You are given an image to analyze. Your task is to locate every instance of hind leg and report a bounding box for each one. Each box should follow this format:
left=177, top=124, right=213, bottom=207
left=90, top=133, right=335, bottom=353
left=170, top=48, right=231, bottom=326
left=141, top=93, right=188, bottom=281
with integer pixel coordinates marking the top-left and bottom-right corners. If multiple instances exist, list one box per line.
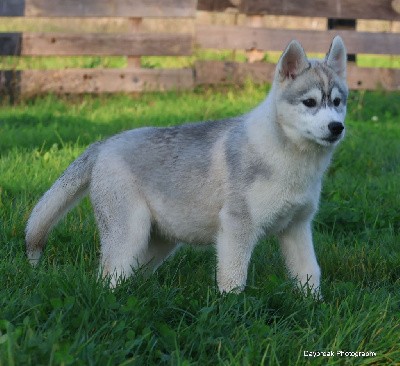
left=91, top=160, right=152, bottom=287
left=98, top=205, right=152, bottom=287
left=96, top=200, right=152, bottom=287
left=97, top=216, right=179, bottom=285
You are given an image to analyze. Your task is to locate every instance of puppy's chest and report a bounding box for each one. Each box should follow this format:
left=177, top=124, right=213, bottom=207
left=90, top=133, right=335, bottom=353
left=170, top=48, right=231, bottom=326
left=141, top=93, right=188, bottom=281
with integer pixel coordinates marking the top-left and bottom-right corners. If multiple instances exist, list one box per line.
left=245, top=170, right=320, bottom=232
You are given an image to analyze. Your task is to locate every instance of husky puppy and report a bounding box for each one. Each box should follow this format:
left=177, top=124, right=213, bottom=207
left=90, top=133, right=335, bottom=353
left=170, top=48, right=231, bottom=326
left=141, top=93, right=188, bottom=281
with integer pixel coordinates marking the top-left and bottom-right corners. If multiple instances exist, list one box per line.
left=26, top=37, right=348, bottom=296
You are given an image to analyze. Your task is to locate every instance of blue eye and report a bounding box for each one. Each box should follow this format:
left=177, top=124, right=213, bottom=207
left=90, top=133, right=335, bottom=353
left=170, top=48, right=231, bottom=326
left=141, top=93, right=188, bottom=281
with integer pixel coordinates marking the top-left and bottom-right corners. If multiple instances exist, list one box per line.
left=302, top=98, right=317, bottom=108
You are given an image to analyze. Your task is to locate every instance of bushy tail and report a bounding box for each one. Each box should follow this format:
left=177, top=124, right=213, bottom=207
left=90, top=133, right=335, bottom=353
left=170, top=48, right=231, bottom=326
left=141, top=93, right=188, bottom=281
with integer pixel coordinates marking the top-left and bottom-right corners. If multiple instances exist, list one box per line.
left=25, top=142, right=101, bottom=265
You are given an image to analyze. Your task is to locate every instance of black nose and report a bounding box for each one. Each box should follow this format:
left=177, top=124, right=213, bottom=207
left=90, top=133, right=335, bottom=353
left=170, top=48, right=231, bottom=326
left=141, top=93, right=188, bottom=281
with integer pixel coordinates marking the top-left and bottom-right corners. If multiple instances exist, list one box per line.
left=328, top=121, right=344, bottom=136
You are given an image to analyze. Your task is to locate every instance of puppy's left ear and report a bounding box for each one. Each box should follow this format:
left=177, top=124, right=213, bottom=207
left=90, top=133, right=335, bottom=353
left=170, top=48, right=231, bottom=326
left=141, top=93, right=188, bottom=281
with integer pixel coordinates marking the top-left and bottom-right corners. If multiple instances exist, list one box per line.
left=325, top=36, right=347, bottom=79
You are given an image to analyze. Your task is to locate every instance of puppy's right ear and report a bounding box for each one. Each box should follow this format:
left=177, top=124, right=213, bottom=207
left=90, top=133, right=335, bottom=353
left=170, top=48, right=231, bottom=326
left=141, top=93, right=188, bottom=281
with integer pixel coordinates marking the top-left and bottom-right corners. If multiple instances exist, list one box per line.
left=277, top=40, right=310, bottom=81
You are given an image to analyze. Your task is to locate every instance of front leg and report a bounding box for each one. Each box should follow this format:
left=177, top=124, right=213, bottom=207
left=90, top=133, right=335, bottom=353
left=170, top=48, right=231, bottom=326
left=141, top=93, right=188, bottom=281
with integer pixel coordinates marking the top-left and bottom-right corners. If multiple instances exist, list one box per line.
left=216, top=205, right=256, bottom=293
left=279, top=218, right=322, bottom=298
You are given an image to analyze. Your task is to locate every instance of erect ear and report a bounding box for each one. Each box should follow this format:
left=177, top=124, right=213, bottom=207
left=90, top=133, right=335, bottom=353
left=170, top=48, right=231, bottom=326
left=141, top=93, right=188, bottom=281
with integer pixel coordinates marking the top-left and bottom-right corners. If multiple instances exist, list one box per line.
left=277, top=40, right=310, bottom=81
left=325, top=36, right=347, bottom=79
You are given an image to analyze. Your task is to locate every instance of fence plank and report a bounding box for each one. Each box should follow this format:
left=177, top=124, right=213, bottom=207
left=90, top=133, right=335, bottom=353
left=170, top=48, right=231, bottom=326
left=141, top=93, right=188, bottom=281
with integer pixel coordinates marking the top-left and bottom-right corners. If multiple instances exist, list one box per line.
left=0, top=68, right=194, bottom=96
left=197, top=0, right=400, bottom=21
left=243, top=0, right=400, bottom=20
left=195, top=61, right=400, bottom=91
left=197, top=0, right=240, bottom=12
left=195, top=60, right=276, bottom=84
left=347, top=64, right=400, bottom=90
left=1, top=63, right=399, bottom=96
left=0, top=32, right=192, bottom=56
left=0, top=0, right=197, bottom=17
left=195, top=25, right=400, bottom=55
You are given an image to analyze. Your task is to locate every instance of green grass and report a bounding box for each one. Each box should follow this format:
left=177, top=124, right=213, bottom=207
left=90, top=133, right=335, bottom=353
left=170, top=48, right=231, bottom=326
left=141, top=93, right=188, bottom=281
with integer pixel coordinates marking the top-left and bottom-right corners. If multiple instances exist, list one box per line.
left=0, top=49, right=249, bottom=71
left=0, top=86, right=399, bottom=365
left=1, top=50, right=399, bottom=70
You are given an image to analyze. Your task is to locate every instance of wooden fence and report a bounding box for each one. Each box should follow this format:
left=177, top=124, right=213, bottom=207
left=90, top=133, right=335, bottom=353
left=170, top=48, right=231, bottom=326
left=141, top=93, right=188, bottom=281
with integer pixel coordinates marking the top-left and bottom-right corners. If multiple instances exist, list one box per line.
left=0, top=0, right=399, bottom=97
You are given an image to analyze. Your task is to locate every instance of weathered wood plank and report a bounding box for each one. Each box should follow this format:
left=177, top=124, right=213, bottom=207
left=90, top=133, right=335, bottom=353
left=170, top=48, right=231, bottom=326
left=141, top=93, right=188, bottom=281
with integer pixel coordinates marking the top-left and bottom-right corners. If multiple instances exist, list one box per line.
left=195, top=25, right=400, bottom=55
left=197, top=0, right=400, bottom=21
left=347, top=64, right=400, bottom=90
left=243, top=0, right=400, bottom=20
left=195, top=60, right=400, bottom=91
left=0, top=32, right=192, bottom=56
left=195, top=60, right=275, bottom=84
left=1, top=63, right=399, bottom=96
left=197, top=0, right=239, bottom=12
left=0, top=0, right=197, bottom=17
left=0, top=68, right=194, bottom=96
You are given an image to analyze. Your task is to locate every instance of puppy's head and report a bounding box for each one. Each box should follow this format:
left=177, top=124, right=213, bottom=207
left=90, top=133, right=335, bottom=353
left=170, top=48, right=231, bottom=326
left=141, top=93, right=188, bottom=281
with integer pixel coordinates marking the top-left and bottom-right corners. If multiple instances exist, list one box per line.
left=274, top=36, right=348, bottom=150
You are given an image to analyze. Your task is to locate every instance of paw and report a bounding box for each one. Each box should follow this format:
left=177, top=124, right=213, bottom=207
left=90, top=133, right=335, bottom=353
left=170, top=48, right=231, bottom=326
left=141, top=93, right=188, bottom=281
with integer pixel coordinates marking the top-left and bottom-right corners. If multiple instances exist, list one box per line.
left=217, top=272, right=246, bottom=294
left=218, top=283, right=245, bottom=294
left=27, top=249, right=42, bottom=266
